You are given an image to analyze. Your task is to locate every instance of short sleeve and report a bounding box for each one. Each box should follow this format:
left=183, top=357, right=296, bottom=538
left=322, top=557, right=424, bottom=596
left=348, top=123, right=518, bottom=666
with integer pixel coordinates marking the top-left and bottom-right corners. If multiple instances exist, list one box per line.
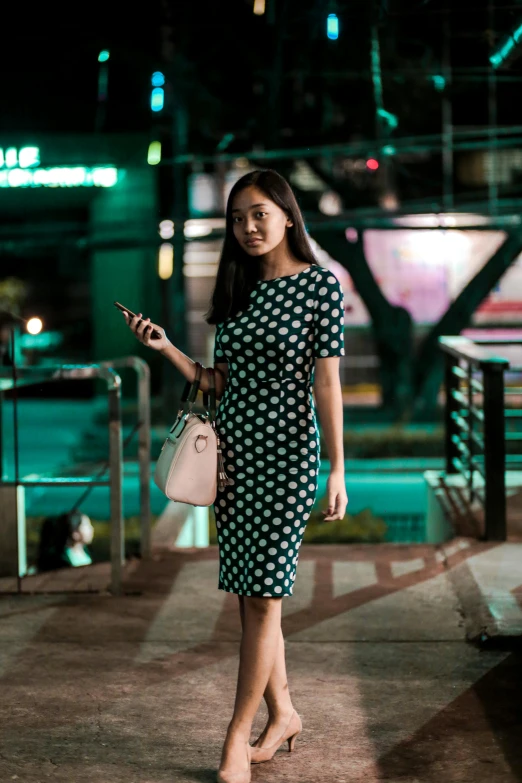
left=213, top=322, right=228, bottom=364
left=313, top=271, right=345, bottom=358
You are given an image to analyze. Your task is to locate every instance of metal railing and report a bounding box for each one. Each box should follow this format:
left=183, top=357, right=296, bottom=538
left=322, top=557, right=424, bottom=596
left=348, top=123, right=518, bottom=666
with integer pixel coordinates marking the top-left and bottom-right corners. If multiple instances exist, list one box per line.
left=0, top=357, right=151, bottom=595
left=99, top=356, right=151, bottom=560
left=439, top=336, right=512, bottom=541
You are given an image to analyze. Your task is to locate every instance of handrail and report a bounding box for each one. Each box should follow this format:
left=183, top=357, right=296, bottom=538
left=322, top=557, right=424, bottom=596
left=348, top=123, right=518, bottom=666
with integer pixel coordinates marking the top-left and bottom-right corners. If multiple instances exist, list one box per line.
left=439, top=336, right=510, bottom=541
left=0, top=358, right=150, bottom=595
left=438, top=336, right=510, bottom=371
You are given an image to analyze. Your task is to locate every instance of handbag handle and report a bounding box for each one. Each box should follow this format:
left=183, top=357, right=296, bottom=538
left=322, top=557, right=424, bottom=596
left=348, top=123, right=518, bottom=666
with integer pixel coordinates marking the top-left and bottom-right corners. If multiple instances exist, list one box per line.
left=171, top=362, right=217, bottom=431
left=202, top=368, right=217, bottom=423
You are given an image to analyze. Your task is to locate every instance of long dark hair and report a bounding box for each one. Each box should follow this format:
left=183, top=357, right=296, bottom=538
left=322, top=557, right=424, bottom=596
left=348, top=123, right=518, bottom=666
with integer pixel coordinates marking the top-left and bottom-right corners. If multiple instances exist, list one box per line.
left=205, top=169, right=319, bottom=325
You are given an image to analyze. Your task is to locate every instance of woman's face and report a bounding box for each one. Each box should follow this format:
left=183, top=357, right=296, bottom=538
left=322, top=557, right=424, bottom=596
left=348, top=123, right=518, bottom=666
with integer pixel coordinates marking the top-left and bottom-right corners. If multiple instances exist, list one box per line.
left=72, top=514, right=94, bottom=545
left=231, top=186, right=293, bottom=257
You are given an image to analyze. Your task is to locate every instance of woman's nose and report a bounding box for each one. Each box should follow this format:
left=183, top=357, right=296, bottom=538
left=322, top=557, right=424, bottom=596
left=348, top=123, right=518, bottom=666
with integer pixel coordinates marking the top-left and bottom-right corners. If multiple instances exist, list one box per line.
left=244, top=218, right=258, bottom=234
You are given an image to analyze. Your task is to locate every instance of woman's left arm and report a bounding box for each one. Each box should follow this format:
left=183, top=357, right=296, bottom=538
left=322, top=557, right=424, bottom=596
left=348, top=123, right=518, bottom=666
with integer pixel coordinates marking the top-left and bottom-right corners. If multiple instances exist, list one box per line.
left=313, top=356, right=348, bottom=522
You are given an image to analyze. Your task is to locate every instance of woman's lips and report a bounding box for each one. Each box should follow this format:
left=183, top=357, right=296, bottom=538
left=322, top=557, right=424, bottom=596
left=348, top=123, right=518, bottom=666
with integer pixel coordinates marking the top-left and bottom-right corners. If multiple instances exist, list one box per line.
left=245, top=238, right=262, bottom=246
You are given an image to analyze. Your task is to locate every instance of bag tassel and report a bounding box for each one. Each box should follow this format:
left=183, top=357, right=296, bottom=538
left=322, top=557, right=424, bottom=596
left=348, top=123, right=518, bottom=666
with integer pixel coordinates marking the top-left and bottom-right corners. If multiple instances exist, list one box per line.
left=216, top=435, right=233, bottom=491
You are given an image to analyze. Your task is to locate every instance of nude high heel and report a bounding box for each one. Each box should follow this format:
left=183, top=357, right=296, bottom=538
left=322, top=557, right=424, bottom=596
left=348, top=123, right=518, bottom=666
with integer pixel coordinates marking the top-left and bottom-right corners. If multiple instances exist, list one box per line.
left=216, top=740, right=252, bottom=783
left=250, top=709, right=302, bottom=764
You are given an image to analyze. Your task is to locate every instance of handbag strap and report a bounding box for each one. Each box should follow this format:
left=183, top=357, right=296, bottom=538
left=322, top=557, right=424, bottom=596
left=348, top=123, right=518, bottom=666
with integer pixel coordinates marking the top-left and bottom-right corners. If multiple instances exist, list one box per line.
left=175, top=361, right=217, bottom=425
left=180, top=361, right=203, bottom=410
left=202, top=367, right=217, bottom=424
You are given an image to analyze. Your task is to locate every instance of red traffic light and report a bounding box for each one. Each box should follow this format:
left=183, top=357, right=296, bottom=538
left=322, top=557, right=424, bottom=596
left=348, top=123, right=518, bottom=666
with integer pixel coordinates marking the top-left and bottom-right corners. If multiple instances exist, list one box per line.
left=366, top=158, right=379, bottom=171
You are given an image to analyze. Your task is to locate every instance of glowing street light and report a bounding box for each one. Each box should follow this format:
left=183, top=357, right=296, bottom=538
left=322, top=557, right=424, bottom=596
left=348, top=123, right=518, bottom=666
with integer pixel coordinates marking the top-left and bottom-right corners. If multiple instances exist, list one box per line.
left=26, top=317, right=43, bottom=335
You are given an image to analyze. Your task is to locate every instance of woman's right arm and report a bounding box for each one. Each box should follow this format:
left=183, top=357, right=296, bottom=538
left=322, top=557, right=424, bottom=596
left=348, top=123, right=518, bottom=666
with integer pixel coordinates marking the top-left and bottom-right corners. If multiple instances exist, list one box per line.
left=160, top=342, right=228, bottom=399
left=121, top=310, right=228, bottom=399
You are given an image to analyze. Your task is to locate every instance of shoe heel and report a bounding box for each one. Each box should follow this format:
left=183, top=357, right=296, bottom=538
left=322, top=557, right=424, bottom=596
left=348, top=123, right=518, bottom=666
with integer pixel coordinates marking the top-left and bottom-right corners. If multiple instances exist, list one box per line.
left=288, top=731, right=299, bottom=752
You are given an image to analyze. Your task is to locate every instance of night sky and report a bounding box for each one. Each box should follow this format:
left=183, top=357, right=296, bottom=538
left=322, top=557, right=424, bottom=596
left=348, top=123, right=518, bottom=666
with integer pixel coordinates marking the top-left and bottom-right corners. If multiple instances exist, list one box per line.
left=2, top=1, right=521, bottom=148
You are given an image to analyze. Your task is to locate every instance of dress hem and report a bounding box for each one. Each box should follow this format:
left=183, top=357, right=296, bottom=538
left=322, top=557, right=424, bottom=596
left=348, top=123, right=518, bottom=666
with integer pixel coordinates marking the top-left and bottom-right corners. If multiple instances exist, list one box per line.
left=218, top=584, right=293, bottom=598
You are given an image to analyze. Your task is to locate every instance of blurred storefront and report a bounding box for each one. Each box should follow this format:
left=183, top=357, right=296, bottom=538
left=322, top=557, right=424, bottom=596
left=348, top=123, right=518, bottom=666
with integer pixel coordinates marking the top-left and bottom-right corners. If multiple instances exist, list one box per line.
left=0, top=134, right=159, bottom=380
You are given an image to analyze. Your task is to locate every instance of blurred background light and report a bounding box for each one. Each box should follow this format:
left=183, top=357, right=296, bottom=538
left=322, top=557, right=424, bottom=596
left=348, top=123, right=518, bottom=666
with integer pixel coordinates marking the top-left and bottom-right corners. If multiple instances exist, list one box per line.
left=18, top=147, right=40, bottom=168
left=366, top=158, right=379, bottom=171
left=431, top=74, right=446, bottom=92
left=90, top=167, right=118, bottom=187
left=151, top=87, right=164, bottom=112
left=381, top=145, right=396, bottom=157
left=490, top=22, right=522, bottom=69
left=327, top=13, right=339, bottom=40
left=26, top=317, right=43, bottom=335
left=5, top=148, right=18, bottom=168
left=159, top=219, right=175, bottom=239
left=319, top=190, right=343, bottom=216
left=0, top=166, right=118, bottom=188
left=151, top=71, right=165, bottom=87
left=379, top=192, right=400, bottom=211
left=377, top=108, right=398, bottom=130
left=147, top=141, right=162, bottom=165
left=158, top=243, right=174, bottom=279
left=253, top=0, right=266, bottom=15
left=345, top=227, right=359, bottom=243
left=98, top=50, right=110, bottom=63
left=184, top=223, right=213, bottom=238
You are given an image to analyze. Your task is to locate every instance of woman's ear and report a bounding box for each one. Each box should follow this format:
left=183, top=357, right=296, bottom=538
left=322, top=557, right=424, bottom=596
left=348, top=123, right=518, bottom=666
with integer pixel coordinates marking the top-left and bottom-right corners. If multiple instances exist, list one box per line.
left=286, top=216, right=294, bottom=227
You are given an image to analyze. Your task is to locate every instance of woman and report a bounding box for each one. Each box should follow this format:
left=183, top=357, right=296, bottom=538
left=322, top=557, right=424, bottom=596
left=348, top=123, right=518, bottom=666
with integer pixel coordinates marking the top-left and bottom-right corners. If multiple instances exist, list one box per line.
left=123, top=169, right=348, bottom=783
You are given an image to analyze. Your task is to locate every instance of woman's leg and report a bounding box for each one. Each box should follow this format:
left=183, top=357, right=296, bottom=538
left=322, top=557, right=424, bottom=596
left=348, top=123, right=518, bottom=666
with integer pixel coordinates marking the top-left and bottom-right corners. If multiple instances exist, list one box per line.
left=238, top=596, right=294, bottom=746
left=219, top=595, right=282, bottom=773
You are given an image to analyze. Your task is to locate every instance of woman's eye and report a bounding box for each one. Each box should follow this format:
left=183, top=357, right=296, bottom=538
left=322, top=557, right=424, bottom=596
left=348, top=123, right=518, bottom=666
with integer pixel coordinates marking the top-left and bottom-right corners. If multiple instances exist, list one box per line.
left=255, top=212, right=267, bottom=218
left=232, top=217, right=241, bottom=223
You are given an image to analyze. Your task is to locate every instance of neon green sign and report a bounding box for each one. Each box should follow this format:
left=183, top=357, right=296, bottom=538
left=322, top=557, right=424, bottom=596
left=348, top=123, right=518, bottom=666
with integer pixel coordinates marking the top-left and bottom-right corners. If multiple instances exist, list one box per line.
left=0, top=146, right=119, bottom=188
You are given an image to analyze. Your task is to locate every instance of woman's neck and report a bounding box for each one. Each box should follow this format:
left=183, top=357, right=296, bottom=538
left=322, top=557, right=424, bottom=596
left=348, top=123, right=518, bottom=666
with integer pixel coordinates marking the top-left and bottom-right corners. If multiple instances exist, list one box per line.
left=259, top=242, right=303, bottom=280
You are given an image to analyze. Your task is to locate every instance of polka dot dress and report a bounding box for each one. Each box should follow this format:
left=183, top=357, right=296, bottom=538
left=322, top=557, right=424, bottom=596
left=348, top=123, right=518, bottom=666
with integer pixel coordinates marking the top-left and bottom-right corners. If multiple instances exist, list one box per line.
left=213, top=264, right=345, bottom=598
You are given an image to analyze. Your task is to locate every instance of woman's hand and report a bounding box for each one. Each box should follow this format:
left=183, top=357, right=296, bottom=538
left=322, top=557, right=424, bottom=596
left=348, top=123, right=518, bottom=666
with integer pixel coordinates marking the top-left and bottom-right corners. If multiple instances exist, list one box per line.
left=121, top=311, right=171, bottom=352
left=321, top=472, right=348, bottom=522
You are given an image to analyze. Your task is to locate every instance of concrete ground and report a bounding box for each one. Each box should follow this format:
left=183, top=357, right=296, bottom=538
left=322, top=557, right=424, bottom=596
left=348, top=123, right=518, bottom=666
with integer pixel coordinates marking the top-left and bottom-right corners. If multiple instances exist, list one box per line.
left=1, top=539, right=521, bottom=783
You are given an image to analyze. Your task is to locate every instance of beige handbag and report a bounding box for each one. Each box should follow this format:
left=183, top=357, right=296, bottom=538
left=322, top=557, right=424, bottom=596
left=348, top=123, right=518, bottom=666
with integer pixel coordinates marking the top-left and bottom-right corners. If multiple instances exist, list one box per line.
left=153, top=362, right=232, bottom=506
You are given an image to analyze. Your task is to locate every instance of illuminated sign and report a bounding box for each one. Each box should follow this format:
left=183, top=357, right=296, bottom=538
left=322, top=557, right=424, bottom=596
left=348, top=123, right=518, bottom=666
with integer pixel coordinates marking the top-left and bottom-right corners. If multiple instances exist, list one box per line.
left=0, top=146, right=119, bottom=188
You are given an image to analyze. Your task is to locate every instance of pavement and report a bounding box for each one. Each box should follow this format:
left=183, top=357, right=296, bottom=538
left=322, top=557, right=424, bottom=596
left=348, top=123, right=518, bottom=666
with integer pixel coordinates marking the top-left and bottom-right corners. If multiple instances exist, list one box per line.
left=1, top=538, right=521, bottom=783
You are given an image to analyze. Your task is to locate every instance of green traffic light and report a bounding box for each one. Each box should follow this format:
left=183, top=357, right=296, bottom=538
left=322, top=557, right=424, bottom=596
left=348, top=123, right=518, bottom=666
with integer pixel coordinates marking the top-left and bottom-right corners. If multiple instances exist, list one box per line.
left=98, top=50, right=110, bottom=63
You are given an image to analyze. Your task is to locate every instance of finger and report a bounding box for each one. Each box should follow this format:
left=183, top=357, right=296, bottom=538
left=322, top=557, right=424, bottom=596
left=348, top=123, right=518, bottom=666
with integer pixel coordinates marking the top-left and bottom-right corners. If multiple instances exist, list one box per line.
left=326, top=494, right=337, bottom=515
left=128, top=313, right=141, bottom=332
left=142, top=324, right=153, bottom=344
left=137, top=317, right=151, bottom=338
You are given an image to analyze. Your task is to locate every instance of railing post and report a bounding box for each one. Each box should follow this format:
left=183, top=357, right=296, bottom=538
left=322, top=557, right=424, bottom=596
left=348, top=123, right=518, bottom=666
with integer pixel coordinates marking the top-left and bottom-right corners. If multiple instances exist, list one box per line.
left=467, top=364, right=475, bottom=502
left=137, top=362, right=151, bottom=559
left=482, top=363, right=506, bottom=541
left=0, top=390, right=4, bottom=480
left=108, top=379, right=124, bottom=594
left=444, top=353, right=460, bottom=474
left=102, top=357, right=152, bottom=560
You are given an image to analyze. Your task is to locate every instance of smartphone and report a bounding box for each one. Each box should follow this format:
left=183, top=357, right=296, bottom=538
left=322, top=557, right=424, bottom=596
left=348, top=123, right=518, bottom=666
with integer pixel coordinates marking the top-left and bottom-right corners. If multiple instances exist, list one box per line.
left=114, top=301, right=162, bottom=339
